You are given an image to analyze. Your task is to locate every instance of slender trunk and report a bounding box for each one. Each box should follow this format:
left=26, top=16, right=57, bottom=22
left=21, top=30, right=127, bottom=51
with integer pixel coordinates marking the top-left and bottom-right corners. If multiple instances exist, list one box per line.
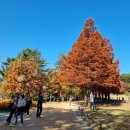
left=105, top=93, right=107, bottom=100
left=102, top=92, right=104, bottom=99
left=95, top=89, right=97, bottom=99
left=58, top=85, right=62, bottom=96
left=98, top=88, right=101, bottom=99
left=108, top=93, right=110, bottom=100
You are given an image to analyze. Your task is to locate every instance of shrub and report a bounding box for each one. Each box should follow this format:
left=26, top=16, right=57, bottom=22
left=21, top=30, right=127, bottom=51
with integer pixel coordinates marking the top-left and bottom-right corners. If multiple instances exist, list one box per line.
left=0, top=99, right=12, bottom=110
left=32, top=101, right=37, bottom=107
left=0, top=99, right=37, bottom=110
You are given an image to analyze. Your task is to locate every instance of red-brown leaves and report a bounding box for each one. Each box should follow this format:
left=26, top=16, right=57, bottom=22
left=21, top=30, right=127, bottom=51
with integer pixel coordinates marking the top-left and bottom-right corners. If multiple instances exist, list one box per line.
left=59, top=18, right=122, bottom=94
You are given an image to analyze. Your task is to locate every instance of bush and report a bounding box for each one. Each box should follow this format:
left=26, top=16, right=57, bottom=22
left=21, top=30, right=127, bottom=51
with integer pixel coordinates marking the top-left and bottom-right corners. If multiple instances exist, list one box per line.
left=0, top=99, right=37, bottom=110
left=0, top=99, right=12, bottom=110
left=32, top=101, right=37, bottom=107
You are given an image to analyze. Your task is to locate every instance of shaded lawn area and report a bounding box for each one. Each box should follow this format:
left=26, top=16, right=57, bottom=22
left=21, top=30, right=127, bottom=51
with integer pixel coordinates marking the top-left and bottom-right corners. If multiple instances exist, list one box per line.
left=82, top=101, right=130, bottom=130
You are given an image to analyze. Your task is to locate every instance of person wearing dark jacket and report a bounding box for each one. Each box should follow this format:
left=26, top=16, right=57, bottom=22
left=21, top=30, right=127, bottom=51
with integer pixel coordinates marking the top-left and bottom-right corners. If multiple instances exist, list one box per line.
left=26, top=96, right=32, bottom=116
left=36, top=93, right=43, bottom=118
left=6, top=94, right=19, bottom=124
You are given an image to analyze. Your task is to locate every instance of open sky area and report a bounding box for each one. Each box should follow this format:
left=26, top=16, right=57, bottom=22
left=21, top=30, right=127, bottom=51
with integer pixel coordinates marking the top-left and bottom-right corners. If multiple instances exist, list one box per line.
left=0, top=0, right=130, bottom=74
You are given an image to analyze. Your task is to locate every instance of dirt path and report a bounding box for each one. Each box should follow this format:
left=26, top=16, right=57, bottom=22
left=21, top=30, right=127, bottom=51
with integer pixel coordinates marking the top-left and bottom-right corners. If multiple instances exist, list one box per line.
left=0, top=102, right=83, bottom=130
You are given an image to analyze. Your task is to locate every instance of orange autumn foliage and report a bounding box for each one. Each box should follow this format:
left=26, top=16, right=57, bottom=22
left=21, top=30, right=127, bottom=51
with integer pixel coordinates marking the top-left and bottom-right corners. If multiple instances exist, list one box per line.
left=3, top=58, right=45, bottom=94
left=59, top=18, right=123, bottom=94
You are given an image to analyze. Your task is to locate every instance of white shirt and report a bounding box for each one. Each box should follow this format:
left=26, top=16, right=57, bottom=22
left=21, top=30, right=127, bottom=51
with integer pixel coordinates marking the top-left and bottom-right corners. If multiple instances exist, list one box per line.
left=84, top=96, right=87, bottom=101
left=18, top=99, right=26, bottom=107
left=90, top=93, right=94, bottom=102
left=69, top=97, right=72, bottom=102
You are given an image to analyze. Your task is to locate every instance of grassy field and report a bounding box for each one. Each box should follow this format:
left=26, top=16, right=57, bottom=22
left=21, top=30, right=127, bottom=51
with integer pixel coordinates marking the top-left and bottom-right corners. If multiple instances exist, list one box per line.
left=82, top=94, right=130, bottom=130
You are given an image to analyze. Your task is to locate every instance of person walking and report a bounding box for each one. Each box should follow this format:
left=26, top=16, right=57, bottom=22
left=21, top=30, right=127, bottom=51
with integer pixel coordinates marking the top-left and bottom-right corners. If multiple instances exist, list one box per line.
left=36, top=93, right=43, bottom=118
left=26, top=95, right=32, bottom=117
left=6, top=93, right=19, bottom=124
left=84, top=95, right=88, bottom=106
left=11, top=94, right=26, bottom=126
left=89, top=92, right=94, bottom=111
left=69, top=96, right=72, bottom=106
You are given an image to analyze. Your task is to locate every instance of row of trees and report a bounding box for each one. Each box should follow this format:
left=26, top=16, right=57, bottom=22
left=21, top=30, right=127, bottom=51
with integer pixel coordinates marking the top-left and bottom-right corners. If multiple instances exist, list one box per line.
left=58, top=19, right=125, bottom=99
left=0, top=48, right=78, bottom=98
left=0, top=49, right=47, bottom=96
left=0, top=18, right=126, bottom=100
left=121, top=74, right=130, bottom=84
left=120, top=74, right=130, bottom=92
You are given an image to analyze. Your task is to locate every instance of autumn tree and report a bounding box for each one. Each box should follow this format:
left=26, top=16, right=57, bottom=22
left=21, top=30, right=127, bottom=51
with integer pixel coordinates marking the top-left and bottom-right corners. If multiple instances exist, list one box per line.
left=55, top=54, right=65, bottom=70
left=3, top=58, right=45, bottom=95
left=121, top=74, right=130, bottom=83
left=59, top=18, right=122, bottom=99
left=1, top=48, right=47, bottom=95
left=0, top=57, right=15, bottom=77
left=17, top=48, right=46, bottom=67
left=44, top=53, right=65, bottom=98
left=47, top=68, right=61, bottom=94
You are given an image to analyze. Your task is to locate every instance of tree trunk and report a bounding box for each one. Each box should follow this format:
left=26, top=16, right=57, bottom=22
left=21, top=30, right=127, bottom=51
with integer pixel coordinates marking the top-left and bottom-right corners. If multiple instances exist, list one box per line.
left=102, top=92, right=104, bottom=99
left=94, top=88, right=97, bottom=99
left=108, top=93, right=110, bottom=100
left=98, top=88, right=101, bottom=99
left=105, top=93, right=107, bottom=100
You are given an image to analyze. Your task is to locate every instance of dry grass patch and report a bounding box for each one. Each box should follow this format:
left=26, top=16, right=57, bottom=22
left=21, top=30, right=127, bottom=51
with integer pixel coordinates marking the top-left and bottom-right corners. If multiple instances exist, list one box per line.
left=83, top=101, right=130, bottom=130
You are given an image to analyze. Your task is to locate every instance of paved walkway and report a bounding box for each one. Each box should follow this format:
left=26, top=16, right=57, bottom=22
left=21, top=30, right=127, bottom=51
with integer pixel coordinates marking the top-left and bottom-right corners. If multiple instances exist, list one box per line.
left=0, top=102, right=86, bottom=130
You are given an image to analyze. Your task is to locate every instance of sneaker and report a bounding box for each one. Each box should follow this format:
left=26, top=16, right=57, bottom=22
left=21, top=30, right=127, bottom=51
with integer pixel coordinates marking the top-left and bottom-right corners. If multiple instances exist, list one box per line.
left=10, top=124, right=16, bottom=127
left=5, top=121, right=10, bottom=125
left=20, top=123, right=23, bottom=126
left=27, top=115, right=29, bottom=117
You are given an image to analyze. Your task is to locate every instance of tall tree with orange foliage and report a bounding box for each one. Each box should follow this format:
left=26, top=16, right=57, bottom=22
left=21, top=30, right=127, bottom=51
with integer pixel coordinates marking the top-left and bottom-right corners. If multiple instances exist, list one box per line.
left=59, top=18, right=122, bottom=98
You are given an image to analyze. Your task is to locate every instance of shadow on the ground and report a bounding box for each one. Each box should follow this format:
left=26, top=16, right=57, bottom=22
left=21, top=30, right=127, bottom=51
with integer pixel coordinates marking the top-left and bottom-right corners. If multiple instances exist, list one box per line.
left=84, top=108, right=130, bottom=130
left=94, top=98, right=125, bottom=107
left=0, top=106, right=81, bottom=130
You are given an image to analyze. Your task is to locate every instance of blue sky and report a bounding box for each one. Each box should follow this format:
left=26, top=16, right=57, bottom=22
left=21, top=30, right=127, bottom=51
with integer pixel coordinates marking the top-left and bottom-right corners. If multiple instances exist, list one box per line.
left=0, top=0, right=130, bottom=74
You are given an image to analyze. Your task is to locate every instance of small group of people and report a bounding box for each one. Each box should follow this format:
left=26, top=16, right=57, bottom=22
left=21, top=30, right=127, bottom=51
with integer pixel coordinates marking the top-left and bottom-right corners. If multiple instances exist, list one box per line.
left=68, top=92, right=94, bottom=111
left=6, top=92, right=43, bottom=126
left=6, top=93, right=28, bottom=126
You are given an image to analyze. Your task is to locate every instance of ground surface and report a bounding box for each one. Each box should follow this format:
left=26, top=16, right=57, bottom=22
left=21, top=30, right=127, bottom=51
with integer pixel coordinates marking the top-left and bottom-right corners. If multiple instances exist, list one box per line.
left=82, top=95, right=130, bottom=130
left=0, top=102, right=84, bottom=130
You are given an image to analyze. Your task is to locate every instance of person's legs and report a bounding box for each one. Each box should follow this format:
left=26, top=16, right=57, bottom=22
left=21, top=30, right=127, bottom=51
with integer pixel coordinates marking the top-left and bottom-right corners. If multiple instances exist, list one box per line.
left=28, top=105, right=31, bottom=115
left=90, top=102, right=94, bottom=111
left=26, top=106, right=29, bottom=115
left=27, top=109, right=29, bottom=115
left=69, top=101, right=71, bottom=106
left=38, top=104, right=42, bottom=117
left=36, top=106, right=40, bottom=118
left=20, top=113, right=23, bottom=124
left=15, top=111, right=18, bottom=125
left=6, top=109, right=15, bottom=123
left=11, top=111, right=18, bottom=126
left=92, top=102, right=94, bottom=111
left=90, top=102, right=92, bottom=111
